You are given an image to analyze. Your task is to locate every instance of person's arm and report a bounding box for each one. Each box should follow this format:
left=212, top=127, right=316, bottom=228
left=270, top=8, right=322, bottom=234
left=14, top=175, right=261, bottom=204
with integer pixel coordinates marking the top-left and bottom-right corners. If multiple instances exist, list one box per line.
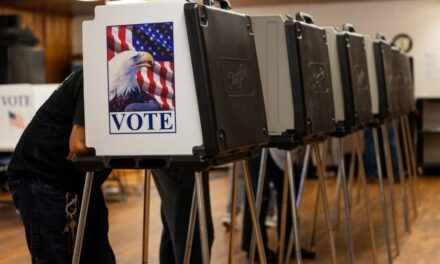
left=66, top=125, right=93, bottom=161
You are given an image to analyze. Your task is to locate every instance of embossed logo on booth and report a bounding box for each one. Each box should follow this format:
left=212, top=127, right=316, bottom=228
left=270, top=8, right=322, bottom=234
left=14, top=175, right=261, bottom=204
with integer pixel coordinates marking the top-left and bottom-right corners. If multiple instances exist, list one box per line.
left=107, top=22, right=176, bottom=134
left=221, top=58, right=255, bottom=97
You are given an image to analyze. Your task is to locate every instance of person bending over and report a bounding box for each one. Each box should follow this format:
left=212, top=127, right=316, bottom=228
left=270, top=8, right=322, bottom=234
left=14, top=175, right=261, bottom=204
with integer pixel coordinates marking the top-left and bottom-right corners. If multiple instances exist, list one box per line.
left=6, top=70, right=115, bottom=263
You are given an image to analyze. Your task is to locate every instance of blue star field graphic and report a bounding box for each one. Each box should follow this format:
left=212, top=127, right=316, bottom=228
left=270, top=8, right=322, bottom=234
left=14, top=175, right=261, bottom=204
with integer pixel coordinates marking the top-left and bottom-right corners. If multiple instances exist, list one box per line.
left=132, top=22, right=174, bottom=62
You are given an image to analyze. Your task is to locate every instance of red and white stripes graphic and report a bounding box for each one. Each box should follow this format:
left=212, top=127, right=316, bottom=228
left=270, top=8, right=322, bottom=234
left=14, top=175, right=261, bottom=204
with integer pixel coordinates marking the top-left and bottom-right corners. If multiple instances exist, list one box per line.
left=107, top=25, right=175, bottom=110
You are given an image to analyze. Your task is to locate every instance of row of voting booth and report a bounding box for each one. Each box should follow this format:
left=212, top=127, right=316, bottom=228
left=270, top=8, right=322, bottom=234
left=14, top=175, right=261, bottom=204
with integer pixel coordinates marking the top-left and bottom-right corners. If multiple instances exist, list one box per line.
left=74, top=0, right=418, bottom=263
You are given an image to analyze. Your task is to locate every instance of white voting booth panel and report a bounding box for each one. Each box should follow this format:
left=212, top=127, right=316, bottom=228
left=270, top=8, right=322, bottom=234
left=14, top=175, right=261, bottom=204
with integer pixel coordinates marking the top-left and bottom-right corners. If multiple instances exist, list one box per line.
left=251, top=15, right=294, bottom=135
left=0, top=84, right=57, bottom=151
left=82, top=0, right=203, bottom=156
left=325, top=27, right=345, bottom=123
left=364, top=35, right=380, bottom=116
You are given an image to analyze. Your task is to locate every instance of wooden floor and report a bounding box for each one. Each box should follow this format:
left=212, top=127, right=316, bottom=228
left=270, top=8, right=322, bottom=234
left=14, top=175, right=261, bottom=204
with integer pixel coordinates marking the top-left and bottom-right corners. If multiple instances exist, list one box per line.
left=1, top=171, right=440, bottom=264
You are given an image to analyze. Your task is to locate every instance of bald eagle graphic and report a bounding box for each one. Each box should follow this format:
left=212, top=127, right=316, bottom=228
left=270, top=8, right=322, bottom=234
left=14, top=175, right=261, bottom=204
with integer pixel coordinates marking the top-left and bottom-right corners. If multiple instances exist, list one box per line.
left=108, top=50, right=161, bottom=112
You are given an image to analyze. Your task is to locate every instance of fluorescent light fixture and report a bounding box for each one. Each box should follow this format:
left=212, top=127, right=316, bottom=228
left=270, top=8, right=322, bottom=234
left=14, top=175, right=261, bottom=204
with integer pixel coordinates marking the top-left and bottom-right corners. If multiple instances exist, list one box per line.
left=105, top=0, right=148, bottom=4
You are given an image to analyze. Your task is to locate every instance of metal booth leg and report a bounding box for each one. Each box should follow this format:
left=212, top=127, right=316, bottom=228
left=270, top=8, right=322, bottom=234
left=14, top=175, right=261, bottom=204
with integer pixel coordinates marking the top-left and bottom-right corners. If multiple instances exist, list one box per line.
left=400, top=116, right=417, bottom=219
left=72, top=171, right=95, bottom=264
left=337, top=137, right=355, bottom=263
left=312, top=144, right=338, bottom=264
left=183, top=186, right=198, bottom=264
left=296, top=144, right=312, bottom=208
left=249, top=148, right=268, bottom=264
left=227, top=162, right=239, bottom=264
left=333, top=162, right=342, bottom=231
left=286, top=150, right=303, bottom=264
left=183, top=171, right=211, bottom=264
left=381, top=124, right=400, bottom=257
left=278, top=164, right=290, bottom=264
left=401, top=116, right=418, bottom=214
left=195, top=172, right=211, bottom=264
left=242, top=160, right=267, bottom=264
left=391, top=119, right=411, bottom=233
left=403, top=115, right=419, bottom=205
left=347, top=146, right=357, bottom=209
left=373, top=127, right=394, bottom=264
left=354, top=132, right=378, bottom=264
left=308, top=140, right=332, bottom=251
left=278, top=150, right=303, bottom=264
left=142, top=170, right=152, bottom=264
left=285, top=144, right=312, bottom=262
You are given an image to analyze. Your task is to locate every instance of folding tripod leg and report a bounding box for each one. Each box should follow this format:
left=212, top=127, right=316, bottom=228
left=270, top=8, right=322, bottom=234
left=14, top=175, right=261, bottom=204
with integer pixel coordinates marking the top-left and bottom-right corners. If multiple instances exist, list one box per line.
left=312, top=144, right=337, bottom=264
left=308, top=182, right=321, bottom=250
left=183, top=187, right=197, bottom=264
left=227, top=162, right=239, bottom=264
left=337, top=138, right=355, bottom=263
left=403, top=115, right=419, bottom=208
left=195, top=172, right=210, bottom=264
left=347, top=147, right=357, bottom=209
left=278, top=165, right=290, bottom=264
left=381, top=123, right=400, bottom=256
left=391, top=119, right=411, bottom=233
left=296, top=145, right=311, bottom=207
left=373, top=127, right=393, bottom=263
left=287, top=150, right=303, bottom=264
left=285, top=144, right=312, bottom=262
left=72, top=171, right=95, bottom=264
left=249, top=148, right=268, bottom=264
left=399, top=116, right=418, bottom=220
left=142, top=170, right=152, bottom=264
left=333, top=164, right=342, bottom=231
left=354, top=132, right=378, bottom=264
left=242, top=160, right=267, bottom=264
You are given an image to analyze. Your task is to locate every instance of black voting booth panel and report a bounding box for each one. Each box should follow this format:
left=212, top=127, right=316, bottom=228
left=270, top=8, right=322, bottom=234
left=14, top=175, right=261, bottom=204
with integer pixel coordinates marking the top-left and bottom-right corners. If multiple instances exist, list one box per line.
left=398, top=53, right=415, bottom=115
left=285, top=13, right=336, bottom=141
left=337, top=25, right=373, bottom=128
left=75, top=1, right=268, bottom=171
left=374, top=38, right=400, bottom=120
left=184, top=2, right=269, bottom=157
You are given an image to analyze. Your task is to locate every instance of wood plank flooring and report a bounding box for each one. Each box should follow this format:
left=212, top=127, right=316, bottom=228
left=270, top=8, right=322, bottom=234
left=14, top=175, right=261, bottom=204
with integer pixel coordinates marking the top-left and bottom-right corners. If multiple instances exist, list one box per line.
left=1, top=171, right=439, bottom=263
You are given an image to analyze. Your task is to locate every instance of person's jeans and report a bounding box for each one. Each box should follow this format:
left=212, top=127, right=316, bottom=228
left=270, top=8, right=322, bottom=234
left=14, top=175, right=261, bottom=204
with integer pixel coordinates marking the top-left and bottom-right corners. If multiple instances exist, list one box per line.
left=7, top=175, right=115, bottom=264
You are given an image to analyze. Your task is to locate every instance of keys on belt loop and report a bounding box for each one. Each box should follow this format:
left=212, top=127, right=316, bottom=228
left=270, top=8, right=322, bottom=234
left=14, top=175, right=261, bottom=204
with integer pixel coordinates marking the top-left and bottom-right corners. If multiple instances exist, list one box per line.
left=64, top=193, right=79, bottom=254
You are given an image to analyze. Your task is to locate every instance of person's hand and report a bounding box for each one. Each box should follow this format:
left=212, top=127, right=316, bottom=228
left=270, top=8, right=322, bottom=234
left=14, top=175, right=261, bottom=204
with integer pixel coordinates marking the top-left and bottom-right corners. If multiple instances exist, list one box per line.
left=67, top=125, right=93, bottom=161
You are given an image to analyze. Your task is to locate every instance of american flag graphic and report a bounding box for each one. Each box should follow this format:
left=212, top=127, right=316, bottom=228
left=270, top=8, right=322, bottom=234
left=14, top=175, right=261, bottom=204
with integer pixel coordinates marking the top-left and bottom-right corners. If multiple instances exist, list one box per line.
left=8, top=111, right=25, bottom=129
left=107, top=22, right=175, bottom=110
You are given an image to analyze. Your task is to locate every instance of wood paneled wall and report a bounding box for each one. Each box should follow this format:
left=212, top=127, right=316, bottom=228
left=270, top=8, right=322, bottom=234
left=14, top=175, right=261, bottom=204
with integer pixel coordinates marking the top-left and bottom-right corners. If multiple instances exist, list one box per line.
left=0, top=6, right=72, bottom=83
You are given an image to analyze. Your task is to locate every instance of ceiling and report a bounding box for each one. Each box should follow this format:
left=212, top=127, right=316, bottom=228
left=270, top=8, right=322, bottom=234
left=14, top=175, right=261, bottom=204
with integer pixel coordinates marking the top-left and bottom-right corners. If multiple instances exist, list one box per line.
left=0, top=0, right=106, bottom=16
left=0, top=0, right=410, bottom=16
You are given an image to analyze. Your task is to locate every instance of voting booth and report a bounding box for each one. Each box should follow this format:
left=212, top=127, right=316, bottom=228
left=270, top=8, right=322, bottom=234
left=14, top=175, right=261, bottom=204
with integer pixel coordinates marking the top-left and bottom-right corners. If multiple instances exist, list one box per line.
left=369, top=36, right=401, bottom=120
left=364, top=35, right=383, bottom=120
left=397, top=52, right=415, bottom=115
left=251, top=13, right=339, bottom=264
left=0, top=84, right=57, bottom=151
left=326, top=25, right=373, bottom=132
left=77, top=1, right=270, bottom=264
left=81, top=0, right=268, bottom=168
left=250, top=13, right=336, bottom=144
left=364, top=35, right=415, bottom=121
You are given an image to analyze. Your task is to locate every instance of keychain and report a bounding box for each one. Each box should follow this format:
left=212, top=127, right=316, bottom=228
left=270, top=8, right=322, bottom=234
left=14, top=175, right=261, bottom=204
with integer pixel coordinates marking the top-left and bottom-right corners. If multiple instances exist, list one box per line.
left=64, top=193, right=79, bottom=254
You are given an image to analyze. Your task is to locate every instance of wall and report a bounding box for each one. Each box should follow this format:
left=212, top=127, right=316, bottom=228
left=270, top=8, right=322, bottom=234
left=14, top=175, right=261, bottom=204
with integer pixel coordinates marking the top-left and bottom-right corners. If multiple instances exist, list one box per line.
left=72, top=15, right=92, bottom=56
left=235, top=0, right=440, bottom=98
left=0, top=6, right=72, bottom=83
